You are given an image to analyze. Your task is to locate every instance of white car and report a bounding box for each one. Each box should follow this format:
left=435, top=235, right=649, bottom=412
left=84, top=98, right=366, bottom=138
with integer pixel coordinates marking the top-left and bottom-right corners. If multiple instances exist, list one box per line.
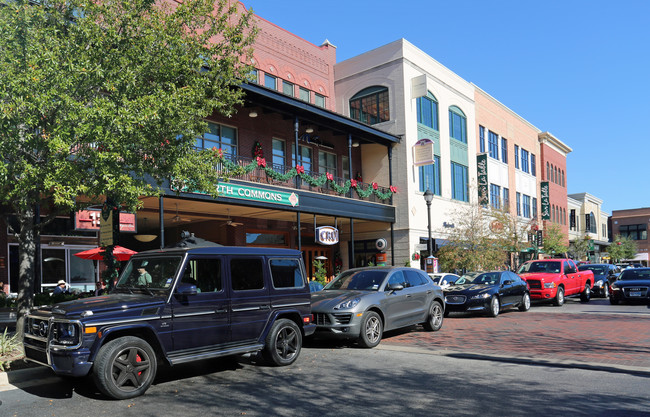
left=428, top=273, right=461, bottom=289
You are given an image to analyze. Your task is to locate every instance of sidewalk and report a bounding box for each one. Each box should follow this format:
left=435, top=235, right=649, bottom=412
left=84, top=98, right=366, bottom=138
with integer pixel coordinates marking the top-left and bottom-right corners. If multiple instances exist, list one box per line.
left=380, top=310, right=650, bottom=375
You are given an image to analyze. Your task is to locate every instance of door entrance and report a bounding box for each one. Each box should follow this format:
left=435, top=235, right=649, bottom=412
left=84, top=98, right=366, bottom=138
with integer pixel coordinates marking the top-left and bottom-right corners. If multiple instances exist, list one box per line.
left=302, top=246, right=333, bottom=282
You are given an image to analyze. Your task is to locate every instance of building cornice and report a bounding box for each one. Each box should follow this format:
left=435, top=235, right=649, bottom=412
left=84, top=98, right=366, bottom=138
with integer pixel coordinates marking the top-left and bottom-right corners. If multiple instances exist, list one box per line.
left=538, top=131, right=572, bottom=155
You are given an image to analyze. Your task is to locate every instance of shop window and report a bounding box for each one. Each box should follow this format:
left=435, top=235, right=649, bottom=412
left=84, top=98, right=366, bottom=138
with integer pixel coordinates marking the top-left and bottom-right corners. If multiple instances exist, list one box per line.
left=264, top=73, right=277, bottom=90
left=299, top=87, right=310, bottom=102
left=283, top=80, right=294, bottom=96
left=418, top=156, right=441, bottom=195
left=319, top=151, right=337, bottom=175
left=197, top=122, right=237, bottom=156
left=448, top=106, right=467, bottom=143
left=315, top=93, right=326, bottom=108
left=417, top=92, right=439, bottom=130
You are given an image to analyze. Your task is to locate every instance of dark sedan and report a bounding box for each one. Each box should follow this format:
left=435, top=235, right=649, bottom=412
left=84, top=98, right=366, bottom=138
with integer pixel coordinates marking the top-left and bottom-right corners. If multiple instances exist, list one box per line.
left=577, top=263, right=619, bottom=297
left=609, top=267, right=650, bottom=305
left=444, top=271, right=530, bottom=317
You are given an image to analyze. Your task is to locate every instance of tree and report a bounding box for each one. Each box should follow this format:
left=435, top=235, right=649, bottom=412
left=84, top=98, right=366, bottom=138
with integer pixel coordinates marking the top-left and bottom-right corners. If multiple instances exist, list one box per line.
left=542, top=223, right=569, bottom=257
left=608, top=235, right=638, bottom=264
left=569, top=233, right=591, bottom=262
left=488, top=208, right=536, bottom=271
left=0, top=0, right=257, bottom=335
left=436, top=204, right=508, bottom=273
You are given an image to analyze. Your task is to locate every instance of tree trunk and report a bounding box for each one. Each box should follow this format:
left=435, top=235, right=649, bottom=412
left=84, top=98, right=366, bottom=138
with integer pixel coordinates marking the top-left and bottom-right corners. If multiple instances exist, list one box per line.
left=15, top=206, right=36, bottom=340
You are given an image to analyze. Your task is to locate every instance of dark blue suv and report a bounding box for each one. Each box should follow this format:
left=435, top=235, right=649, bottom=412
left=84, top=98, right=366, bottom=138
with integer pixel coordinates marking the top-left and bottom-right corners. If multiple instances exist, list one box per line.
left=23, top=246, right=315, bottom=399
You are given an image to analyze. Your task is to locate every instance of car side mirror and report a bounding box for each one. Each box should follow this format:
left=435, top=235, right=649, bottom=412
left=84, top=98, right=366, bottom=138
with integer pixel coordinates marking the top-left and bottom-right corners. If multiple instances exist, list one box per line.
left=503, top=280, right=512, bottom=286
left=387, top=283, right=404, bottom=292
left=176, top=283, right=197, bottom=295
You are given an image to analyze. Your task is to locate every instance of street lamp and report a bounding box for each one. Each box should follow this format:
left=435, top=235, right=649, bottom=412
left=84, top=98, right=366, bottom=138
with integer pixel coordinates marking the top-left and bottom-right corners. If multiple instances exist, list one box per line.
left=423, top=189, right=434, bottom=257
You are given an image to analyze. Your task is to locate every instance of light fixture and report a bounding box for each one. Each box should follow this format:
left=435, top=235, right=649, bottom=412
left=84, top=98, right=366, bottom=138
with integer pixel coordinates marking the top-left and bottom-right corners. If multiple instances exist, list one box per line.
left=352, top=140, right=360, bottom=147
left=134, top=217, right=157, bottom=242
left=248, top=110, right=258, bottom=118
left=315, top=255, right=328, bottom=260
left=305, top=127, right=314, bottom=133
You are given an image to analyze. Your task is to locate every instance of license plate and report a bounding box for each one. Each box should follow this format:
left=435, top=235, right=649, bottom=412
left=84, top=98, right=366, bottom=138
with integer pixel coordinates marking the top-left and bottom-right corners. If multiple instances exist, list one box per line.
left=630, top=291, right=642, bottom=297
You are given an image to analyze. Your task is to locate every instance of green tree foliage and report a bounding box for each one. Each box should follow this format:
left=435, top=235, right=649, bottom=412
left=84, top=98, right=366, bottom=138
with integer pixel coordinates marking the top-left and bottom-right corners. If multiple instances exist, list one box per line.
left=437, top=204, right=507, bottom=273
left=0, top=0, right=257, bottom=334
left=542, top=223, right=569, bottom=257
left=569, top=233, right=591, bottom=262
left=608, top=235, right=638, bottom=263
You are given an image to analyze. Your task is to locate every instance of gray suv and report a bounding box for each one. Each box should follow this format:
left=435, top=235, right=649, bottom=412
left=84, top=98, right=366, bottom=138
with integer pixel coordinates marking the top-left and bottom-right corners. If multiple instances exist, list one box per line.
left=23, top=246, right=315, bottom=399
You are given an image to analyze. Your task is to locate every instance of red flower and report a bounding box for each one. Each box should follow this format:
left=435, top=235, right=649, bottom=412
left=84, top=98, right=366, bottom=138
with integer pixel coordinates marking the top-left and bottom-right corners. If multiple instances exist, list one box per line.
left=256, top=156, right=266, bottom=168
left=350, top=179, right=357, bottom=187
left=389, top=185, right=397, bottom=193
left=372, top=182, right=378, bottom=190
left=326, top=172, right=333, bottom=181
left=296, top=165, right=305, bottom=174
left=211, top=147, right=223, bottom=158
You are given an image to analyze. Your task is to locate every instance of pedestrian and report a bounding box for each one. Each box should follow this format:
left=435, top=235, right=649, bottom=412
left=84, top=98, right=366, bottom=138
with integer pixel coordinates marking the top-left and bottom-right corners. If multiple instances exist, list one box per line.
left=0, top=281, right=6, bottom=297
left=137, top=267, right=152, bottom=286
left=95, top=280, right=107, bottom=296
left=53, top=280, right=69, bottom=295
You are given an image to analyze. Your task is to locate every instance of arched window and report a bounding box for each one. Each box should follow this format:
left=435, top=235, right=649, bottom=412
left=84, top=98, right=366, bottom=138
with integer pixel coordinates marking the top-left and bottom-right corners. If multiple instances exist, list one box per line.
left=561, top=170, right=565, bottom=187
left=349, top=86, right=389, bottom=125
left=588, top=212, right=597, bottom=233
left=546, top=162, right=550, bottom=180
left=416, top=92, right=439, bottom=130
left=448, top=106, right=467, bottom=143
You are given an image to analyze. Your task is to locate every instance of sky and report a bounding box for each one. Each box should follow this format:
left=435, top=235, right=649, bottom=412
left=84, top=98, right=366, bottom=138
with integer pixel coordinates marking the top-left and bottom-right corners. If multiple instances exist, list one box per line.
left=242, top=0, right=650, bottom=214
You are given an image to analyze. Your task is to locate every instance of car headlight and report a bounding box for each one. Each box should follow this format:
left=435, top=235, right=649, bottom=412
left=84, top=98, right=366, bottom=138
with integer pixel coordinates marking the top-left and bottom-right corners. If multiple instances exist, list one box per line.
left=544, top=282, right=556, bottom=288
left=470, top=293, right=490, bottom=299
left=595, top=280, right=603, bottom=287
left=334, top=297, right=361, bottom=310
left=51, top=321, right=81, bottom=346
left=611, top=285, right=620, bottom=292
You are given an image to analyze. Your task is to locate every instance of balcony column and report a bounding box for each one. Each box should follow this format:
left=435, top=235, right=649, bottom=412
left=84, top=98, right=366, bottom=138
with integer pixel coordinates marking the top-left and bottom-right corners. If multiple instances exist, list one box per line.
left=159, top=196, right=165, bottom=249
left=388, top=145, right=394, bottom=265
left=294, top=117, right=300, bottom=189
left=348, top=134, right=353, bottom=198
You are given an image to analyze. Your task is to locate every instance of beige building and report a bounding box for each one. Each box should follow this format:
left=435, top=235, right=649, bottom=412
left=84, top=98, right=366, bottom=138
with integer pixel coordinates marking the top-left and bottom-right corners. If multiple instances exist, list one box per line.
left=567, top=193, right=610, bottom=262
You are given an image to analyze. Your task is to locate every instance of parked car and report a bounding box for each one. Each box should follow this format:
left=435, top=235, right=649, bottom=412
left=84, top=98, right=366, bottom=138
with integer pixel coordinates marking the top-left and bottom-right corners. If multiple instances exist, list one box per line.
left=517, top=259, right=593, bottom=305
left=609, top=267, right=650, bottom=305
left=311, top=266, right=445, bottom=348
left=444, top=271, right=530, bottom=317
left=428, top=273, right=461, bottom=289
left=577, top=264, right=619, bottom=297
left=23, top=247, right=315, bottom=399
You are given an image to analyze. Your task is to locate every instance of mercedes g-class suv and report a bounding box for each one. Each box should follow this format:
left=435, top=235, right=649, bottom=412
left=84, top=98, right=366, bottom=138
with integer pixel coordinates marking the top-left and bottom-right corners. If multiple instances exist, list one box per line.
left=23, top=246, right=315, bottom=399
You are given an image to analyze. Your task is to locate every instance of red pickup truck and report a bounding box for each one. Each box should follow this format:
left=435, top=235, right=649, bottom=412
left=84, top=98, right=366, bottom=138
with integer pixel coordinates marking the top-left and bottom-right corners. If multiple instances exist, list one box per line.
left=517, top=259, right=594, bottom=306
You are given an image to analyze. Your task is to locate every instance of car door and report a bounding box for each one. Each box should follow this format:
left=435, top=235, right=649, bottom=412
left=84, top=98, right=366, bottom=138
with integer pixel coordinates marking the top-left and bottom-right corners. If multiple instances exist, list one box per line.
left=403, top=269, right=431, bottom=323
left=564, top=260, right=579, bottom=294
left=228, top=256, right=271, bottom=345
left=169, top=256, right=230, bottom=352
left=506, top=272, right=527, bottom=305
left=382, top=271, right=412, bottom=330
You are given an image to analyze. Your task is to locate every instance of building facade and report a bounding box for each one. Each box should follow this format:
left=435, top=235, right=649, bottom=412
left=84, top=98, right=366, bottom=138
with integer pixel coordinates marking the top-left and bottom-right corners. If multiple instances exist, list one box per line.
left=610, top=207, right=650, bottom=266
left=567, top=193, right=610, bottom=262
left=335, top=39, right=477, bottom=267
left=538, top=132, right=571, bottom=245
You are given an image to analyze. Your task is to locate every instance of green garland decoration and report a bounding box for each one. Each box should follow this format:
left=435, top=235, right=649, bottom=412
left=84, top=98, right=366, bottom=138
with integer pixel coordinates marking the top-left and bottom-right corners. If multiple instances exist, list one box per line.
left=213, top=156, right=395, bottom=201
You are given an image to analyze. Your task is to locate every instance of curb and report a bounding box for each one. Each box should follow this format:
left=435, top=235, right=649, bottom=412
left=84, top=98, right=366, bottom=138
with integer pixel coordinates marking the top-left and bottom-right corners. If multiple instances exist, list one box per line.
left=376, top=344, right=650, bottom=377
left=0, top=366, right=58, bottom=392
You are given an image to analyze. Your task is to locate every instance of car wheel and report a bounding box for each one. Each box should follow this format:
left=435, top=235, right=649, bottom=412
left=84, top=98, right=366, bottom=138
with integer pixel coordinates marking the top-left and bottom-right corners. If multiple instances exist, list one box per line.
left=358, top=311, right=383, bottom=348
left=488, top=296, right=500, bottom=317
left=553, top=286, right=565, bottom=306
left=262, top=318, right=302, bottom=366
left=602, top=285, right=609, bottom=298
left=580, top=284, right=591, bottom=303
left=423, top=301, right=444, bottom=331
left=92, top=336, right=157, bottom=400
left=519, top=292, right=531, bottom=311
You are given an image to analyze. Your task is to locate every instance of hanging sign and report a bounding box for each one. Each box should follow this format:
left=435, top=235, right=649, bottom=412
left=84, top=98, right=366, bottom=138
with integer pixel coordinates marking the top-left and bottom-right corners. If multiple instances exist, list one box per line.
left=413, top=139, right=435, bottom=166
left=540, top=181, right=550, bottom=220
left=315, top=226, right=339, bottom=245
left=477, top=154, right=488, bottom=206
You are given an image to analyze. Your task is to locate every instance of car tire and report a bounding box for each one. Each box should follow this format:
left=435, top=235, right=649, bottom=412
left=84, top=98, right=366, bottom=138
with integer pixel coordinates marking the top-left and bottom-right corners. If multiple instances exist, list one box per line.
left=602, top=285, right=609, bottom=298
left=488, top=296, right=500, bottom=317
left=262, top=318, right=302, bottom=366
left=358, top=311, right=383, bottom=348
left=92, top=336, right=157, bottom=400
left=519, top=292, right=531, bottom=311
left=423, top=301, right=444, bottom=331
left=553, top=286, right=565, bottom=306
left=580, top=284, right=591, bottom=303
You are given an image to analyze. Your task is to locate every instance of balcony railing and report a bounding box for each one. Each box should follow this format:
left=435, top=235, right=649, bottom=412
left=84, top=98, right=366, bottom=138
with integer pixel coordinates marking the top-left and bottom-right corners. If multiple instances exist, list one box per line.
left=216, top=154, right=393, bottom=205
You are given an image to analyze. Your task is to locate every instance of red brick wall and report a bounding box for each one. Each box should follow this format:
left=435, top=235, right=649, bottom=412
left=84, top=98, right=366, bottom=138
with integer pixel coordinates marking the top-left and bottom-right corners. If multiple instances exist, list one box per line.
left=540, top=142, right=569, bottom=239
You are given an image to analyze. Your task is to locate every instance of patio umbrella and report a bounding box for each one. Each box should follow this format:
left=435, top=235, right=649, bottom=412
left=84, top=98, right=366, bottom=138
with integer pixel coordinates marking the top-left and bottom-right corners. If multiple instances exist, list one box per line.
left=74, top=245, right=138, bottom=261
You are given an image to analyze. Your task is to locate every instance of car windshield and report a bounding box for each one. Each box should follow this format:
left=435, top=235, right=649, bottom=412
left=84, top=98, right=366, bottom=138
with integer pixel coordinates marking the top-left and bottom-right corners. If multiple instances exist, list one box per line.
left=325, top=269, right=388, bottom=291
left=578, top=265, right=607, bottom=274
left=518, top=261, right=561, bottom=274
left=116, top=256, right=183, bottom=291
left=454, top=272, right=480, bottom=285
left=619, top=269, right=650, bottom=281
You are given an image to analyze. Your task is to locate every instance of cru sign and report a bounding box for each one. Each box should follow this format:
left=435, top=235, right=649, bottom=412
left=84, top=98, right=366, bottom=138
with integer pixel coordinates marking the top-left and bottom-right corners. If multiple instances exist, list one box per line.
left=315, top=226, right=339, bottom=245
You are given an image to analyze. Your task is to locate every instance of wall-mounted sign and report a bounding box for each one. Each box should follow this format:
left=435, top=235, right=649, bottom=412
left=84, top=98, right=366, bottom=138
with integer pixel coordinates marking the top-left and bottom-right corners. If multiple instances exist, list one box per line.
left=76, top=210, right=136, bottom=232
left=477, top=154, right=488, bottom=206
left=411, top=74, right=430, bottom=99
left=413, top=139, right=435, bottom=166
left=315, top=226, right=339, bottom=245
left=187, top=183, right=299, bottom=207
left=540, top=181, right=550, bottom=220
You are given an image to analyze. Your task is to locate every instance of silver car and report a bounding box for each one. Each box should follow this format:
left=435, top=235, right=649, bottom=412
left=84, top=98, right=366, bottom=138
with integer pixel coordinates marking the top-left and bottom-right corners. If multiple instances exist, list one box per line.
left=311, top=266, right=445, bottom=348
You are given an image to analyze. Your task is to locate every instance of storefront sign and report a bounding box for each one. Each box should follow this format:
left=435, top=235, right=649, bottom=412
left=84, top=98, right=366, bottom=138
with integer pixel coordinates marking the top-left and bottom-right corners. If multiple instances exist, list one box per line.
left=477, top=154, right=488, bottom=206
left=412, top=139, right=435, bottom=166
left=315, top=226, right=339, bottom=245
left=189, top=183, right=299, bottom=207
left=76, top=210, right=136, bottom=232
left=540, top=181, right=550, bottom=220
